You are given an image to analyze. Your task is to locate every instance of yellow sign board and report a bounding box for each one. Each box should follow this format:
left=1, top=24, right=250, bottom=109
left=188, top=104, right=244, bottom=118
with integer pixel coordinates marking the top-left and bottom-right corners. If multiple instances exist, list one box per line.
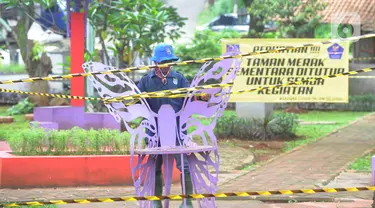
left=222, top=39, right=349, bottom=103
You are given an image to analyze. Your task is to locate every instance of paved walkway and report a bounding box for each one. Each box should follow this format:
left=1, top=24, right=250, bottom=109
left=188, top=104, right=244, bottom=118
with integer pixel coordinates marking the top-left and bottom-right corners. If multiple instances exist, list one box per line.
left=0, top=171, right=247, bottom=202
left=57, top=199, right=373, bottom=208
left=219, top=113, right=375, bottom=192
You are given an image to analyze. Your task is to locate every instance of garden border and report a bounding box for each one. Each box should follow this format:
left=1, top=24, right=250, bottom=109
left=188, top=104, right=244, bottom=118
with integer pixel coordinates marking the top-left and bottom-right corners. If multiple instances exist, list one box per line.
left=0, top=152, right=180, bottom=188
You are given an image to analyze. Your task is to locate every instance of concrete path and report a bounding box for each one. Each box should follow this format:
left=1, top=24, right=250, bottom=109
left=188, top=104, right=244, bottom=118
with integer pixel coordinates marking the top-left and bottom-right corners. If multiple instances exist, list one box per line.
left=56, top=199, right=373, bottom=208
left=0, top=171, right=247, bottom=202
left=219, top=113, right=375, bottom=192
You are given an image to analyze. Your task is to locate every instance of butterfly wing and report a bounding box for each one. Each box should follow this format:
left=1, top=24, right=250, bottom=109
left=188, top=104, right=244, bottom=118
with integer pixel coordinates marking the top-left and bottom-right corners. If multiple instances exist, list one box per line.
left=176, top=49, right=242, bottom=207
left=178, top=49, right=242, bottom=147
left=82, top=62, right=159, bottom=200
left=82, top=62, right=158, bottom=149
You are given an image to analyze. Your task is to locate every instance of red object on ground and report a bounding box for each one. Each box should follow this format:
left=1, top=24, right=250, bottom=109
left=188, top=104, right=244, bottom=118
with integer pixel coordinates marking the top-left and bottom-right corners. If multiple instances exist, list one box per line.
left=70, top=12, right=85, bottom=106
left=0, top=151, right=180, bottom=188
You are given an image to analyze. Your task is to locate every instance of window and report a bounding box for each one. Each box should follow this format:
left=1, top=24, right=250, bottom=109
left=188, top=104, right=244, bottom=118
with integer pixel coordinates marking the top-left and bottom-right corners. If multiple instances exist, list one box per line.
left=218, top=16, right=236, bottom=26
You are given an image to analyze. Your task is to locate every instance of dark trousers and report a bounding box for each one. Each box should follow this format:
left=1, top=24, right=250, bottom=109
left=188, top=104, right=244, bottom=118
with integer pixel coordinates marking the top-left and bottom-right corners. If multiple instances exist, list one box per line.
left=155, top=153, right=190, bottom=175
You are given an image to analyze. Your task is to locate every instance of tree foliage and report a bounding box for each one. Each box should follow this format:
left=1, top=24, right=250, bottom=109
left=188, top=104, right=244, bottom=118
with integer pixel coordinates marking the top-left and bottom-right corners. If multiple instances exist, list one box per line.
left=174, top=29, right=241, bottom=81
left=1, top=0, right=187, bottom=106
left=88, top=0, right=187, bottom=67
left=246, top=0, right=327, bottom=38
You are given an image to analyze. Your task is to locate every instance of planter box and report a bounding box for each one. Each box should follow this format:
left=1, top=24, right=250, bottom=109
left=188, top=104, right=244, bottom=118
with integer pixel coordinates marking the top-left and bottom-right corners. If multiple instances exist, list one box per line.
left=0, top=151, right=180, bottom=188
left=33, top=106, right=121, bottom=130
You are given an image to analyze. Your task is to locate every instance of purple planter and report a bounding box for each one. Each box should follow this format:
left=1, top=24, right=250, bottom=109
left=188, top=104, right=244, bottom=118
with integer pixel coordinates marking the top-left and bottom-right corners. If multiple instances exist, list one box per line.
left=30, top=121, right=59, bottom=130
left=32, top=106, right=121, bottom=130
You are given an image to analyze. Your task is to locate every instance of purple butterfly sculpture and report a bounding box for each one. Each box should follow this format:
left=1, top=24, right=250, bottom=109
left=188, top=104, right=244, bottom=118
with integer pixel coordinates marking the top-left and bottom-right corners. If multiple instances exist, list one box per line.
left=82, top=47, right=242, bottom=208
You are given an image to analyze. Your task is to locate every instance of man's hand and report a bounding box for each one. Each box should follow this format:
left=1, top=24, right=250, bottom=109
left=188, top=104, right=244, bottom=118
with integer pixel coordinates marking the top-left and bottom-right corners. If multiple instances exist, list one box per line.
left=200, top=93, right=211, bottom=101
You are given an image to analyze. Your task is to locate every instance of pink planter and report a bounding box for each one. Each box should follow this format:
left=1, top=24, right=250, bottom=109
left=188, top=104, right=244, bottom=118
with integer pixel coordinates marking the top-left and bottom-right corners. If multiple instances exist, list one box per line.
left=0, top=142, right=180, bottom=188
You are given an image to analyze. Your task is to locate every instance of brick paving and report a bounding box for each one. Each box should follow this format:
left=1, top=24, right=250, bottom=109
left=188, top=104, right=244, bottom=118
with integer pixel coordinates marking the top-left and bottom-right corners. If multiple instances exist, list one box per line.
left=219, top=113, right=375, bottom=192
left=0, top=172, right=246, bottom=202
left=58, top=200, right=269, bottom=208
left=57, top=199, right=373, bottom=208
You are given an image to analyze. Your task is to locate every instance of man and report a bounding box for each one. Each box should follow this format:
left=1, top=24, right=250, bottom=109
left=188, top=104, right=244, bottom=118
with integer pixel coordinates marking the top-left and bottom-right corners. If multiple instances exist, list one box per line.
left=137, top=43, right=208, bottom=208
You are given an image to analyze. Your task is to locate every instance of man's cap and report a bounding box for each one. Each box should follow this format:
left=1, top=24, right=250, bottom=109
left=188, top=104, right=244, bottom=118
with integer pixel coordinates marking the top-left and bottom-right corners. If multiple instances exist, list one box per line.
left=150, top=43, right=179, bottom=63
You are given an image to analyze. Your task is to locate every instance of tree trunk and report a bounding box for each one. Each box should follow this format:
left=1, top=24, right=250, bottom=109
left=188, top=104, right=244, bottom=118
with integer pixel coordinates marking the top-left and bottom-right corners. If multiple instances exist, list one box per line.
left=207, top=0, right=215, bottom=6
left=99, top=32, right=109, bottom=65
left=10, top=2, right=54, bottom=107
left=233, top=0, right=238, bottom=13
left=7, top=43, right=18, bottom=64
left=117, top=46, right=127, bottom=69
left=28, top=51, right=53, bottom=106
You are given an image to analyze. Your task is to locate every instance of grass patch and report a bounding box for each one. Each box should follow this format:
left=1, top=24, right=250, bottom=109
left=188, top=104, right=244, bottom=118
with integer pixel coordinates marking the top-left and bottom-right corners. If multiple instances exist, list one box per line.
left=283, top=111, right=370, bottom=151
left=0, top=106, right=30, bottom=141
left=294, top=111, right=369, bottom=122
left=10, top=206, right=57, bottom=208
left=349, top=152, right=373, bottom=172
left=0, top=64, right=26, bottom=74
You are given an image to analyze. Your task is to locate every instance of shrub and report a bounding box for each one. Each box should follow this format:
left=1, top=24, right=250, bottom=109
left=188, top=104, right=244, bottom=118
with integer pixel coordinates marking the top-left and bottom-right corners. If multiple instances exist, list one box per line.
left=7, top=97, right=34, bottom=115
left=214, top=112, right=298, bottom=140
left=347, top=93, right=375, bottom=111
left=270, top=112, right=299, bottom=138
left=7, top=127, right=132, bottom=156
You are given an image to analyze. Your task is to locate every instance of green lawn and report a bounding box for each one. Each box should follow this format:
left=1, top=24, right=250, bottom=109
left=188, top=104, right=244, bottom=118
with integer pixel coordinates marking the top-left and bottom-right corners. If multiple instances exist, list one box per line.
left=0, top=106, right=30, bottom=141
left=349, top=152, right=373, bottom=172
left=4, top=205, right=58, bottom=208
left=282, top=111, right=370, bottom=151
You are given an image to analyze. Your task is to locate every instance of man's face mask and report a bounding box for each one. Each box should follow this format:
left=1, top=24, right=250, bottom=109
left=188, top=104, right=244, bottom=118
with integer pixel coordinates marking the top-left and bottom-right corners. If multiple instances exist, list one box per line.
left=156, top=60, right=173, bottom=75
left=155, top=60, right=174, bottom=85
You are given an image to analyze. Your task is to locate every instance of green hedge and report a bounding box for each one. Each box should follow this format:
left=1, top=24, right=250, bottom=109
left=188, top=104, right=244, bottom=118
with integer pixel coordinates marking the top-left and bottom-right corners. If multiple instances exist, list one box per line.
left=214, top=112, right=299, bottom=140
left=5, top=111, right=299, bottom=155
left=7, top=127, right=133, bottom=156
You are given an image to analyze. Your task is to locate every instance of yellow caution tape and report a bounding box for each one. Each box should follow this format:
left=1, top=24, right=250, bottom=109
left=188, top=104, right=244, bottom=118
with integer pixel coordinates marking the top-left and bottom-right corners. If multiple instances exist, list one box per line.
left=103, top=83, right=234, bottom=103
left=111, top=67, right=375, bottom=105
left=0, top=88, right=104, bottom=102
left=2, top=186, right=375, bottom=206
left=0, top=33, right=374, bottom=85
left=349, top=76, right=375, bottom=78
left=1, top=67, right=374, bottom=105
left=350, top=56, right=375, bottom=61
